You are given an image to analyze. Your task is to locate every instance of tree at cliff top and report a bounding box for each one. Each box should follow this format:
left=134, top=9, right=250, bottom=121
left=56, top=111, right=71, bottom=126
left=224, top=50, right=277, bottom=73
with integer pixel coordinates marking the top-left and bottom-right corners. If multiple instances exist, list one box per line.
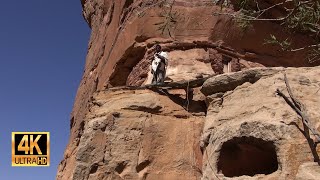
left=215, top=0, right=320, bottom=63
left=149, top=0, right=320, bottom=63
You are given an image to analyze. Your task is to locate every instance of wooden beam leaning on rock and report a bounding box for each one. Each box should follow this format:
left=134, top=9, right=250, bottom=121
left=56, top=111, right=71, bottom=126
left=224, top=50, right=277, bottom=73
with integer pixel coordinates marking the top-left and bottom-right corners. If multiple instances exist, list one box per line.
left=145, top=74, right=216, bottom=90
left=276, top=73, right=320, bottom=145
left=105, top=74, right=215, bottom=92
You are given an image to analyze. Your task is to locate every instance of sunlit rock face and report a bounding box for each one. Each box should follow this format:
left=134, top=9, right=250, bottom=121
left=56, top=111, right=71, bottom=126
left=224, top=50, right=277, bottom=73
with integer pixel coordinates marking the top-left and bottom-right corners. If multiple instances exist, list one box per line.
left=56, top=0, right=320, bottom=179
left=201, top=67, right=320, bottom=179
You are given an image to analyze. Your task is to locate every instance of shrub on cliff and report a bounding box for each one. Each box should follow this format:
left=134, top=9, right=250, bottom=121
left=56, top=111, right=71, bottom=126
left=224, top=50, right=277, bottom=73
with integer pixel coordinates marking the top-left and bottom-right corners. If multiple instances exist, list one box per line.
left=215, top=0, right=320, bottom=63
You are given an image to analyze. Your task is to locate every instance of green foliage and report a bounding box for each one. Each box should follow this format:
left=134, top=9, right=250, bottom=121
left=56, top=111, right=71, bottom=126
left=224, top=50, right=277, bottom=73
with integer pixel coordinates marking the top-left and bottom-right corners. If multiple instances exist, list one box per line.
left=154, top=1, right=180, bottom=37
left=235, top=16, right=252, bottom=30
left=148, top=0, right=320, bottom=63
left=264, top=35, right=291, bottom=51
left=285, top=1, right=320, bottom=34
left=237, top=0, right=250, bottom=9
left=308, top=47, right=320, bottom=63
left=217, top=0, right=320, bottom=63
left=235, top=9, right=255, bottom=30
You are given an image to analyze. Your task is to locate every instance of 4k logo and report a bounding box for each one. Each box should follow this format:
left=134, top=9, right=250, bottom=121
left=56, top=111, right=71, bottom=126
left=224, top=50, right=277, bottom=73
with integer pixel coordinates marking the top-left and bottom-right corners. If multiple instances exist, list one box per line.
left=12, top=132, right=50, bottom=166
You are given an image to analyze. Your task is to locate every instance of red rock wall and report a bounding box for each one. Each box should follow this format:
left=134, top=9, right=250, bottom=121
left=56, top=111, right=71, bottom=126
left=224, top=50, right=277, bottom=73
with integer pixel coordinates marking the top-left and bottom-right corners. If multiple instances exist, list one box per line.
left=57, top=1, right=319, bottom=179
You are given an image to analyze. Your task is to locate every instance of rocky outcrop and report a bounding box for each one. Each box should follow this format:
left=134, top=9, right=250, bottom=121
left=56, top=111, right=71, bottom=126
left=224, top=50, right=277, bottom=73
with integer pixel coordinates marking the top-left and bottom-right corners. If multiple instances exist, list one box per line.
left=71, top=89, right=204, bottom=180
left=57, top=0, right=320, bottom=179
left=201, top=66, right=320, bottom=179
left=59, top=65, right=320, bottom=179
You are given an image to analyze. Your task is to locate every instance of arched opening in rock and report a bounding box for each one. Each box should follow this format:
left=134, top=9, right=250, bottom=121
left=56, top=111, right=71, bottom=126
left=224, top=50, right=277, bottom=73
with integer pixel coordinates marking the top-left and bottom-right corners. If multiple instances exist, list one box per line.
left=217, top=136, right=278, bottom=177
left=108, top=45, right=147, bottom=87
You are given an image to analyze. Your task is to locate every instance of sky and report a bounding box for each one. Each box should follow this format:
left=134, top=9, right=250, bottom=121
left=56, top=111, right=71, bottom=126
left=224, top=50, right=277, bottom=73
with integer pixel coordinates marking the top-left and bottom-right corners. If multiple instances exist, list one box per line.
left=0, top=0, right=90, bottom=179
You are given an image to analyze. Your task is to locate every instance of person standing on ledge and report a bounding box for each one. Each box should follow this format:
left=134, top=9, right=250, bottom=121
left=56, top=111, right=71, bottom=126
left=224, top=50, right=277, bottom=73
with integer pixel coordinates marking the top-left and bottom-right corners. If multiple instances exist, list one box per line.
left=151, top=44, right=168, bottom=85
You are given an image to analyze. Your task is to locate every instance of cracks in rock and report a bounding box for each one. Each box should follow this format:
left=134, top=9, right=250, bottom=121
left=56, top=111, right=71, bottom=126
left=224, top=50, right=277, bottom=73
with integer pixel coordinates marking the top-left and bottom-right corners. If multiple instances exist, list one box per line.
left=76, top=121, right=86, bottom=147
left=173, top=114, right=190, bottom=119
left=200, top=132, right=211, bottom=154
left=58, top=158, right=67, bottom=173
left=156, top=88, right=207, bottom=115
left=115, top=161, right=129, bottom=174
left=70, top=116, right=75, bottom=129
left=105, top=2, right=114, bottom=26
left=89, top=63, right=98, bottom=75
left=136, top=160, right=151, bottom=173
left=120, top=0, right=134, bottom=25
left=112, top=111, right=121, bottom=118
left=94, top=77, right=99, bottom=92
left=89, top=163, right=99, bottom=174
left=122, top=105, right=163, bottom=114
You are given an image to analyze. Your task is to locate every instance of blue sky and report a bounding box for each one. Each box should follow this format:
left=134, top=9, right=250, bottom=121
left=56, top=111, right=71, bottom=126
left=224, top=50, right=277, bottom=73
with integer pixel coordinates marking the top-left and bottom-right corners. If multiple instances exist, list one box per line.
left=0, top=0, right=90, bottom=179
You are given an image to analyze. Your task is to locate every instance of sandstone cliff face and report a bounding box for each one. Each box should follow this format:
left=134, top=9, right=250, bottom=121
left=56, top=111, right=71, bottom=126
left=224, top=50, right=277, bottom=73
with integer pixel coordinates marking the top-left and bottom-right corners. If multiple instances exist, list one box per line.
left=71, top=89, right=204, bottom=179
left=57, top=0, right=320, bottom=179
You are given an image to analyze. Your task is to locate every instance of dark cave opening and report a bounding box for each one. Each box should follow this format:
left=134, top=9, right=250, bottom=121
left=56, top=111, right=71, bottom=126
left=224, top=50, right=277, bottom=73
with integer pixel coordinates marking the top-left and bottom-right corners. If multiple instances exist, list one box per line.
left=108, top=45, right=147, bottom=87
left=217, top=136, right=278, bottom=177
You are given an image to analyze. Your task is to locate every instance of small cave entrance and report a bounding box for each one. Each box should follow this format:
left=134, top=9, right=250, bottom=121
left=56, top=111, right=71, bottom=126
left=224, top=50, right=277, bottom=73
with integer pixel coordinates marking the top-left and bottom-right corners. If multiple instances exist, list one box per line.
left=108, top=45, right=147, bottom=87
left=217, top=136, right=278, bottom=177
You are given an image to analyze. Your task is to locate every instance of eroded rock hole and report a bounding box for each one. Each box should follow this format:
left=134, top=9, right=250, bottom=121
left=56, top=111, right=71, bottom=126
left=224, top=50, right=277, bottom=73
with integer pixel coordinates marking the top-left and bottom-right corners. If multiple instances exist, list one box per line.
left=89, top=163, right=99, bottom=174
left=217, top=137, right=278, bottom=177
left=109, top=46, right=147, bottom=87
left=115, top=161, right=128, bottom=174
left=136, top=160, right=151, bottom=172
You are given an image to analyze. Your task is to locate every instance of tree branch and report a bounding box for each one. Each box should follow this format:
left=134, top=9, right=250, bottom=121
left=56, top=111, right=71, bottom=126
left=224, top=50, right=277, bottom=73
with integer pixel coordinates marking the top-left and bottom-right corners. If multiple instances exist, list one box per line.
left=289, top=44, right=320, bottom=52
left=213, top=0, right=314, bottom=22
left=276, top=73, right=320, bottom=144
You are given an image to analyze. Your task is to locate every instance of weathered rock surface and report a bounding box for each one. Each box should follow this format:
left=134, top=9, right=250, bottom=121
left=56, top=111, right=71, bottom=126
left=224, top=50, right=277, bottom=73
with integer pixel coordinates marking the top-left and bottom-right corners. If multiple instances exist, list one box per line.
left=59, top=65, right=320, bottom=180
left=57, top=0, right=320, bottom=179
left=296, top=162, right=320, bottom=180
left=201, top=66, right=320, bottom=179
left=70, top=89, right=204, bottom=180
left=201, top=67, right=281, bottom=95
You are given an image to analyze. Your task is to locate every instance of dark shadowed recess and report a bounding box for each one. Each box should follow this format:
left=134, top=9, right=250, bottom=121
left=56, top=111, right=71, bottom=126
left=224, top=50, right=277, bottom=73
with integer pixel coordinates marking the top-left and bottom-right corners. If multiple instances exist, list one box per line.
left=108, top=45, right=147, bottom=87
left=217, top=136, right=278, bottom=177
